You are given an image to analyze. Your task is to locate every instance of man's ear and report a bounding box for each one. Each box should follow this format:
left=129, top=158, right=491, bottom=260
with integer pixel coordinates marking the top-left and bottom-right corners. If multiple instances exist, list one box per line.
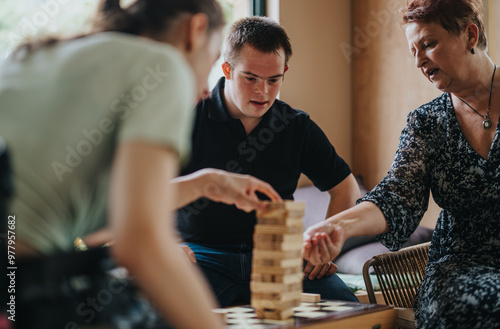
left=222, top=62, right=232, bottom=80
left=284, top=65, right=289, bottom=74
left=186, top=13, right=209, bottom=52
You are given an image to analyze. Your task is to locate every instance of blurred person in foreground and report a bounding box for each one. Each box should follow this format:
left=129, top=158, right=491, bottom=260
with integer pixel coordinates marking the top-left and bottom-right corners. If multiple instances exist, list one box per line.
left=0, top=1, right=281, bottom=328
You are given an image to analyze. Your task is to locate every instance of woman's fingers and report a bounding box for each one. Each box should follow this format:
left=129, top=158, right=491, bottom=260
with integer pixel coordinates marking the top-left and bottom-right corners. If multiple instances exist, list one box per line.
left=304, top=230, right=343, bottom=265
left=249, top=179, right=282, bottom=202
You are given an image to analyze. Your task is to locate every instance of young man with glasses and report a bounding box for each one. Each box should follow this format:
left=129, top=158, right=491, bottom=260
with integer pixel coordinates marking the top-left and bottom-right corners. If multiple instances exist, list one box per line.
left=176, top=16, right=360, bottom=307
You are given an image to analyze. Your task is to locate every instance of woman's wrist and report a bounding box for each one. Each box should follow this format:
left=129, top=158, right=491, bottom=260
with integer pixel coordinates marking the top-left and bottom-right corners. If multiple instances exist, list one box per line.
left=328, top=218, right=351, bottom=244
left=197, top=168, right=217, bottom=197
left=327, top=201, right=389, bottom=242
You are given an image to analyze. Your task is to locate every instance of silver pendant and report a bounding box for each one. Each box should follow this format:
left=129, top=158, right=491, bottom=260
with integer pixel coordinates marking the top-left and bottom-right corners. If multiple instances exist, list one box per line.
left=483, top=119, right=492, bottom=129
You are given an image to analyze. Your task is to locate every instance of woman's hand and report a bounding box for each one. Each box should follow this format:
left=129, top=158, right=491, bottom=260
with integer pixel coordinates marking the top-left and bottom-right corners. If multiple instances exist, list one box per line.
left=201, top=169, right=282, bottom=212
left=172, top=168, right=282, bottom=212
left=303, top=202, right=389, bottom=265
left=302, top=222, right=345, bottom=265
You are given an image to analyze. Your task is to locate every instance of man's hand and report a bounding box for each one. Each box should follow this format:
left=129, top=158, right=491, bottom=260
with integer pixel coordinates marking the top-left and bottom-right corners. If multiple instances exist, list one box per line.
left=303, top=222, right=345, bottom=265
left=180, top=244, right=197, bottom=263
left=303, top=260, right=337, bottom=280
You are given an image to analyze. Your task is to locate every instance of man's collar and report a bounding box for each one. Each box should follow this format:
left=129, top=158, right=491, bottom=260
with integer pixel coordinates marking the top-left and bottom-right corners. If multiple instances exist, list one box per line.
left=207, top=77, right=232, bottom=121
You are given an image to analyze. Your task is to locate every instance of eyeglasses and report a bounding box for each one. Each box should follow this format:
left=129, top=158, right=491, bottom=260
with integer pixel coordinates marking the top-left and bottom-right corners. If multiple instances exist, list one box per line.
left=239, top=72, right=285, bottom=87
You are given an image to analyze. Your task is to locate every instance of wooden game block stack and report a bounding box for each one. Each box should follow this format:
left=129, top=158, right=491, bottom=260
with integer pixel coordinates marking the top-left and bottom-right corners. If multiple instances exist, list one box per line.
left=251, top=201, right=306, bottom=320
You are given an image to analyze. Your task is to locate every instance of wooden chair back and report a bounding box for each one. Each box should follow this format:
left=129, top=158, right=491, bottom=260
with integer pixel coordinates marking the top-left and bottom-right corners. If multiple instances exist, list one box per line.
left=362, top=242, right=430, bottom=308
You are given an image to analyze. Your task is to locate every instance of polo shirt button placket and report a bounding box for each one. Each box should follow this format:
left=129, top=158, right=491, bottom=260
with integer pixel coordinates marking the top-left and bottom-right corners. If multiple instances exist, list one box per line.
left=237, top=141, right=253, bottom=173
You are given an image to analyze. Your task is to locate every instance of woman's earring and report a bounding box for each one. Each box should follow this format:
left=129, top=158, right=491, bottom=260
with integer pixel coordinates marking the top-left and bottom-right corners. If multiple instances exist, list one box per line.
left=471, top=48, right=475, bottom=55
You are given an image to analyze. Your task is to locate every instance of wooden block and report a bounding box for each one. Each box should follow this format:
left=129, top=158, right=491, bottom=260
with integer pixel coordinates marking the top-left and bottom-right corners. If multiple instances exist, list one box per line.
left=253, top=233, right=303, bottom=251
left=253, top=249, right=302, bottom=260
left=254, top=224, right=303, bottom=234
left=256, top=206, right=287, bottom=222
left=250, top=281, right=302, bottom=293
left=251, top=291, right=302, bottom=302
left=252, top=257, right=303, bottom=268
left=281, top=200, right=306, bottom=212
left=251, top=272, right=303, bottom=284
left=258, top=200, right=306, bottom=213
left=254, top=233, right=303, bottom=243
left=257, top=216, right=304, bottom=227
left=301, top=293, right=321, bottom=303
left=252, top=240, right=301, bottom=251
left=256, top=201, right=306, bottom=224
left=255, top=307, right=295, bottom=320
left=254, top=222, right=304, bottom=234
left=355, top=290, right=385, bottom=304
left=251, top=265, right=302, bottom=275
left=251, top=298, right=301, bottom=310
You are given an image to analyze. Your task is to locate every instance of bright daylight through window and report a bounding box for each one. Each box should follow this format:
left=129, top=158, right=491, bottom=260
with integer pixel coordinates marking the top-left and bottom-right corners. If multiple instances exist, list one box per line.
left=0, top=0, right=252, bottom=86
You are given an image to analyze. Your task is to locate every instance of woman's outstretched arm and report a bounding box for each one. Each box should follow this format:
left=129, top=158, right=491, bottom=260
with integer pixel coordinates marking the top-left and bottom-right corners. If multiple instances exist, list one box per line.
left=303, top=201, right=389, bottom=265
left=109, top=141, right=224, bottom=329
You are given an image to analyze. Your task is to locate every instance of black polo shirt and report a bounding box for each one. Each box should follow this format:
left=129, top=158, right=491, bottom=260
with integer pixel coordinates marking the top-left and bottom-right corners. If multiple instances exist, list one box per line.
left=177, top=77, right=351, bottom=245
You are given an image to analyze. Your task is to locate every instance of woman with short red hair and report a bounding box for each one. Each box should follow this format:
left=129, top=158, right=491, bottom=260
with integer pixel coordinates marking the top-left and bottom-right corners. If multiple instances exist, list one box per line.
left=303, top=1, right=500, bottom=328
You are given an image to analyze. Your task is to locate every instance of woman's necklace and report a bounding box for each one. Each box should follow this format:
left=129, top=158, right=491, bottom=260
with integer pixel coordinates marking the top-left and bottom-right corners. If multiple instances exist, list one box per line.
left=458, top=64, right=496, bottom=130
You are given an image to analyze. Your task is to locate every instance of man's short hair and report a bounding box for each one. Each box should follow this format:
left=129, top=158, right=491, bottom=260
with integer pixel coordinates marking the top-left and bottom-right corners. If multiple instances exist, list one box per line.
left=224, top=16, right=293, bottom=67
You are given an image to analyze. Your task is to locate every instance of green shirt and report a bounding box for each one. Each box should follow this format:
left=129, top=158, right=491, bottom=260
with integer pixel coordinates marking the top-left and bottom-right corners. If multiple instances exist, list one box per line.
left=0, top=32, right=195, bottom=254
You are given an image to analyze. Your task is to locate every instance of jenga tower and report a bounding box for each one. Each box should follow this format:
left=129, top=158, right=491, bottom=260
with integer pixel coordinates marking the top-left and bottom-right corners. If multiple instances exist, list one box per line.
left=251, top=201, right=305, bottom=320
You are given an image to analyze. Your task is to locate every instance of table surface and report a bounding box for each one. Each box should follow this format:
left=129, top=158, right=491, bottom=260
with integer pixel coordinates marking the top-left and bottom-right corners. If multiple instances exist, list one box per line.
left=219, top=300, right=397, bottom=329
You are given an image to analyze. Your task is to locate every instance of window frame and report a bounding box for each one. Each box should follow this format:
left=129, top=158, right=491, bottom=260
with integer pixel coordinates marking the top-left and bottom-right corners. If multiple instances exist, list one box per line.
left=253, top=0, right=267, bottom=16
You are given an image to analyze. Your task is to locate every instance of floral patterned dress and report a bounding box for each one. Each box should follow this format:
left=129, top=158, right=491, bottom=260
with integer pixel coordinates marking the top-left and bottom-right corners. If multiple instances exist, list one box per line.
left=361, top=93, right=500, bottom=329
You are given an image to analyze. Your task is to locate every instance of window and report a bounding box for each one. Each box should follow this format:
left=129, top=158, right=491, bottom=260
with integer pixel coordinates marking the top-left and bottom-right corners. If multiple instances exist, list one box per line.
left=0, top=0, right=255, bottom=87
left=208, top=0, right=252, bottom=89
left=0, top=0, right=102, bottom=59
